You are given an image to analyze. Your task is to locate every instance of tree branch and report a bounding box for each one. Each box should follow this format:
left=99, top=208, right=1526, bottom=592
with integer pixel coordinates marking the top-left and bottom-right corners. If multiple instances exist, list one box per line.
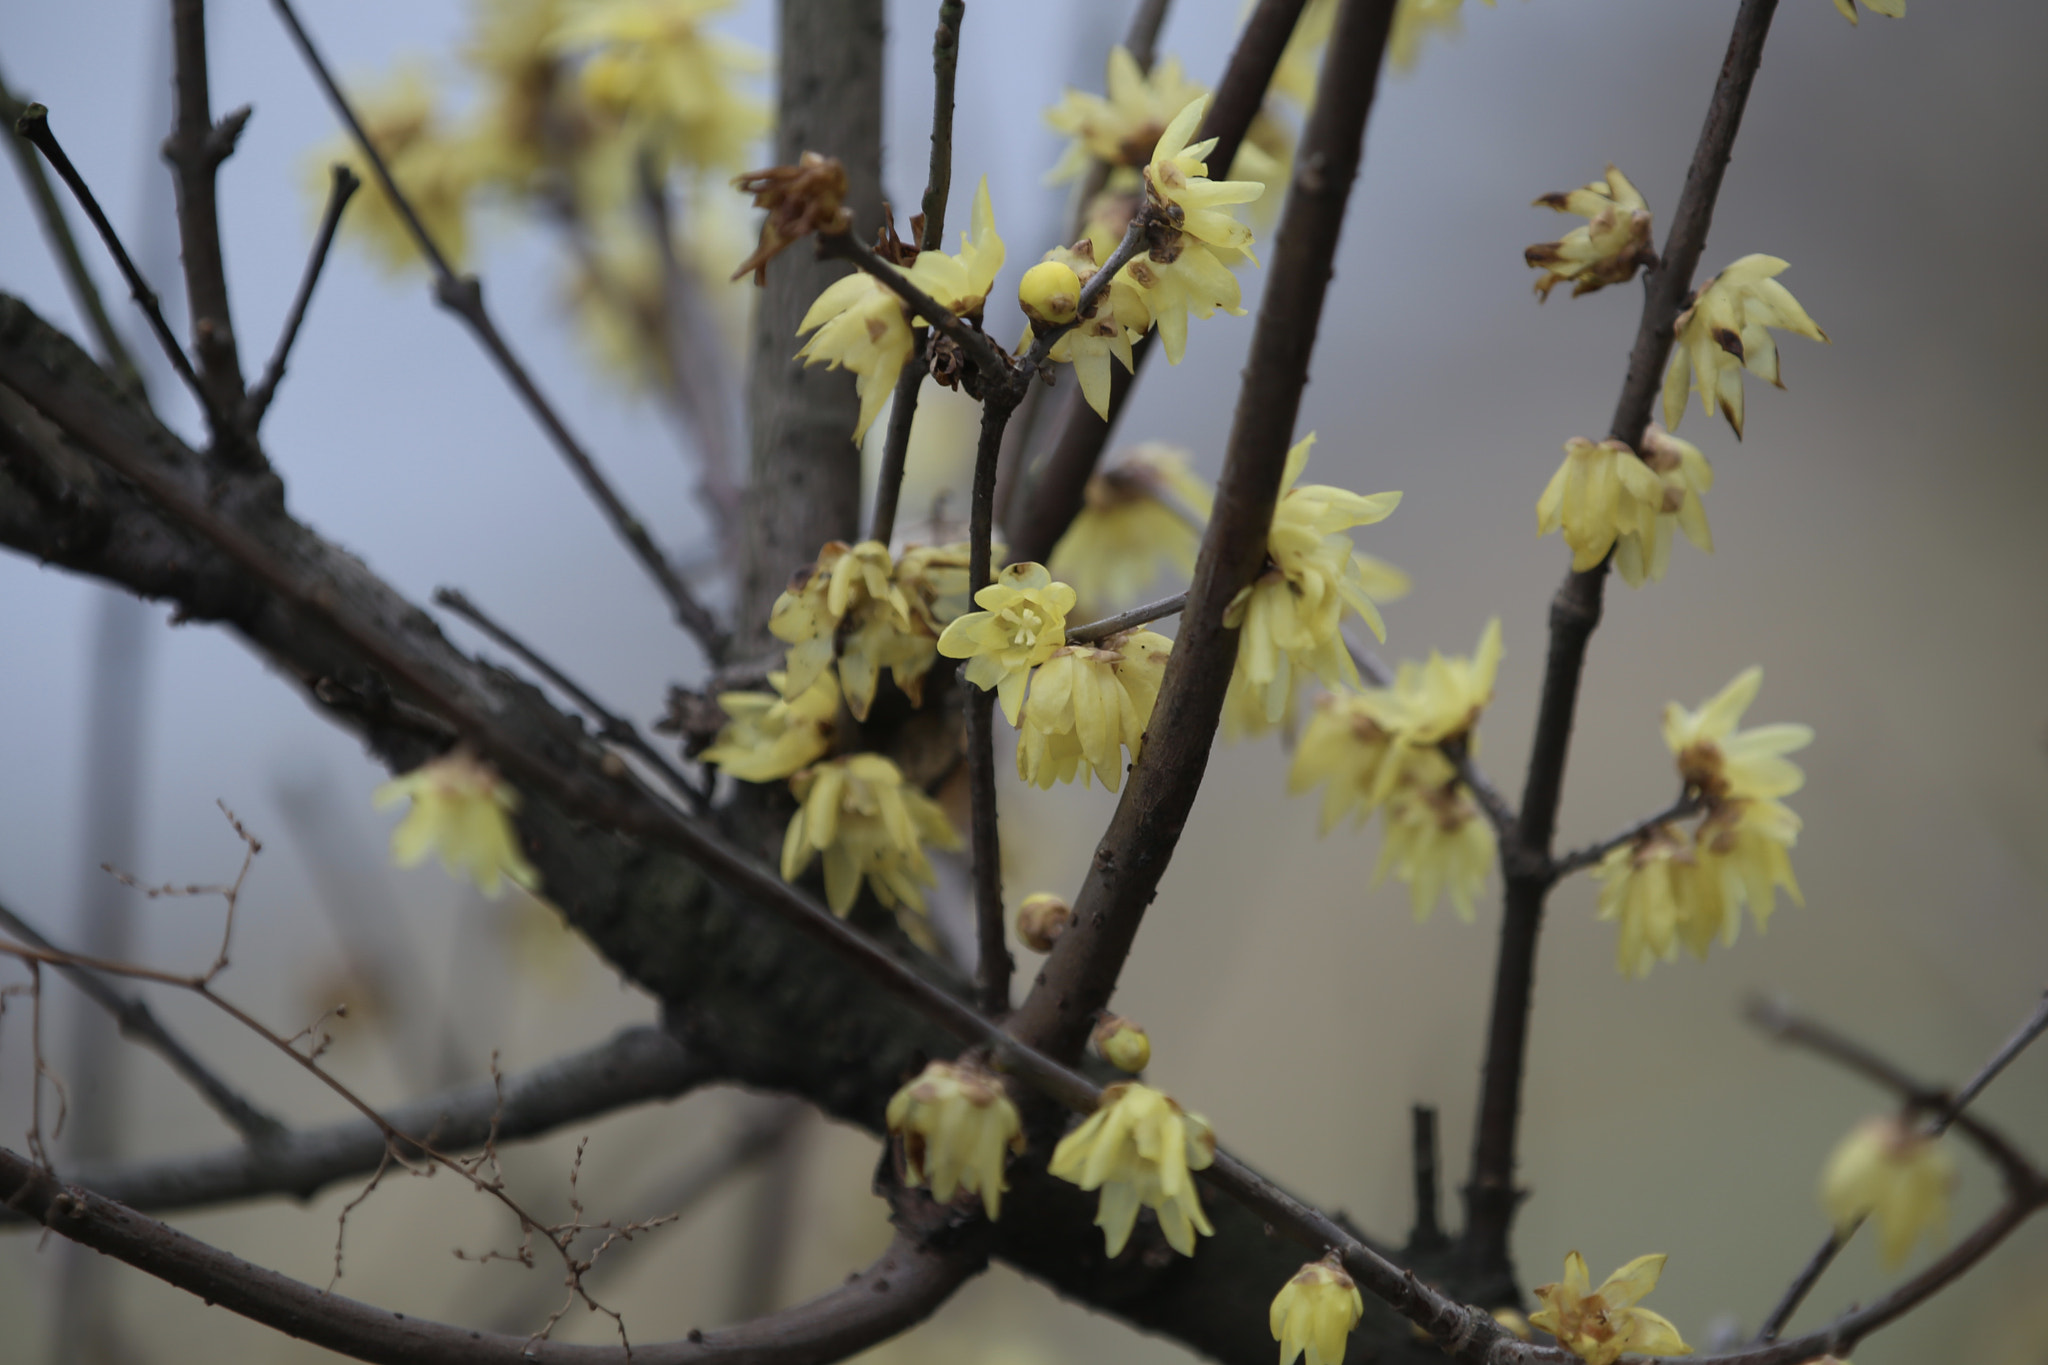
left=243, top=163, right=357, bottom=428
left=1548, top=790, right=1701, bottom=881
left=967, top=401, right=1011, bottom=1015
left=1005, top=0, right=1400, bottom=1063
left=1065, top=591, right=1185, bottom=644
left=0, top=897, right=284, bottom=1144
left=1461, top=0, right=1783, bottom=1288
left=267, top=0, right=726, bottom=658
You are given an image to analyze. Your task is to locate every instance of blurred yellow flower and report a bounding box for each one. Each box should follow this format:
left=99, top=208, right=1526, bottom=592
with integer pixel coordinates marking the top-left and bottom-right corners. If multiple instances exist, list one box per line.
left=1045, top=46, right=1209, bottom=181
left=1663, top=666, right=1813, bottom=803
left=1594, top=824, right=1709, bottom=977
left=886, top=1059, right=1025, bottom=1219
left=1017, top=629, right=1172, bottom=792
left=1526, top=165, right=1656, bottom=302
left=547, top=0, right=766, bottom=172
left=1833, top=0, right=1904, bottom=21
left=315, top=68, right=478, bottom=273
left=770, top=540, right=945, bottom=722
left=700, top=671, right=840, bottom=783
left=1376, top=767, right=1496, bottom=923
left=1663, top=254, right=1829, bottom=438
left=780, top=754, right=961, bottom=923
left=1389, top=0, right=1496, bottom=71
left=1535, top=437, right=1663, bottom=574
left=1271, top=1259, right=1365, bottom=1365
left=1290, top=692, right=1398, bottom=831
left=936, top=562, right=1078, bottom=725
left=1049, top=1081, right=1216, bottom=1257
left=1050, top=445, right=1211, bottom=609
left=1821, top=1115, right=1953, bottom=1266
left=1530, top=1252, right=1692, bottom=1365
left=1613, top=425, right=1714, bottom=587
left=374, top=750, right=538, bottom=897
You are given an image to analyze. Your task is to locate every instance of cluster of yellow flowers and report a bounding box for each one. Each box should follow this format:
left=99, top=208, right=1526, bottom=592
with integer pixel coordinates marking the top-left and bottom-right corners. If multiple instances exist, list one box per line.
left=1290, top=621, right=1502, bottom=921
left=768, top=539, right=974, bottom=722
left=1530, top=1252, right=1692, bottom=1365
left=697, top=670, right=840, bottom=782
left=1821, top=1114, right=1954, bottom=1266
left=1049, top=1082, right=1217, bottom=1257
left=1593, top=667, right=1812, bottom=977
left=1224, top=435, right=1406, bottom=733
left=1536, top=425, right=1713, bottom=587
left=1049, top=445, right=1214, bottom=613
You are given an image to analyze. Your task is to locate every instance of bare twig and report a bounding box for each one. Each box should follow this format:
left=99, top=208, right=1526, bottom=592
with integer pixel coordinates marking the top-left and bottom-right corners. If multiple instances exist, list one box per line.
left=1408, top=1105, right=1447, bottom=1254
left=1549, top=790, right=1703, bottom=881
left=1065, top=591, right=1186, bottom=643
left=868, top=339, right=929, bottom=545
left=244, top=164, right=358, bottom=427
left=1935, top=988, right=2048, bottom=1133
left=433, top=588, right=702, bottom=814
left=1462, top=0, right=1783, bottom=1284
left=0, top=898, right=283, bottom=1143
left=9, top=104, right=215, bottom=421
left=1005, top=0, right=1401, bottom=1063
left=1125, top=0, right=1175, bottom=69
left=0, top=67, right=143, bottom=396
left=268, top=0, right=727, bottom=658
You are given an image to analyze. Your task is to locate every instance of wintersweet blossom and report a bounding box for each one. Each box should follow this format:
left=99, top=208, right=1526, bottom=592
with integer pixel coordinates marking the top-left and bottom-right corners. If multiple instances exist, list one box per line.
left=1535, top=438, right=1665, bottom=574
left=317, top=69, right=478, bottom=272
left=1526, top=166, right=1655, bottom=301
left=1594, top=825, right=1710, bottom=977
left=1695, top=796, right=1804, bottom=931
left=770, top=541, right=947, bottom=722
left=885, top=1059, right=1025, bottom=1219
left=1375, top=769, right=1497, bottom=924
left=1016, top=629, right=1172, bottom=792
left=1369, top=617, right=1503, bottom=751
left=547, top=0, right=765, bottom=173
left=1045, top=47, right=1210, bottom=183
left=1019, top=241, right=1153, bottom=420
left=1821, top=1116, right=1954, bottom=1266
left=936, top=563, right=1078, bottom=725
left=699, top=671, right=839, bottom=783
left=1049, top=1082, right=1216, bottom=1257
left=1271, top=1259, right=1366, bottom=1365
left=1226, top=435, right=1405, bottom=729
left=780, top=753, right=961, bottom=923
left=1663, top=667, right=1813, bottom=803
left=374, top=750, right=539, bottom=897
left=1663, top=255, right=1828, bottom=438
left=1612, top=425, right=1714, bottom=587
left=1121, top=97, right=1265, bottom=364
left=1833, top=0, right=1904, bottom=22
left=1050, top=445, right=1211, bottom=609
left=796, top=179, right=1005, bottom=440
left=1529, top=1252, right=1692, bottom=1365
left=1289, top=692, right=1398, bottom=832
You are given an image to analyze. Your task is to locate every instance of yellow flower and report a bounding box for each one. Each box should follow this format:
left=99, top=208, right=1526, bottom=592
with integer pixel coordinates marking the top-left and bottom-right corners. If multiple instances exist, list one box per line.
left=374, top=750, right=539, bottom=898
left=1016, top=892, right=1073, bottom=951
left=886, top=1059, right=1025, bottom=1219
left=796, top=178, right=1005, bottom=441
left=547, top=0, right=766, bottom=172
left=1290, top=692, right=1398, bottom=832
left=1019, top=259, right=1081, bottom=325
left=1526, top=165, right=1656, bottom=302
left=315, top=68, right=478, bottom=273
left=1021, top=241, right=1153, bottom=420
left=1017, top=629, right=1172, bottom=792
left=1662, top=254, right=1829, bottom=438
left=1045, top=46, right=1211, bottom=181
left=1663, top=667, right=1813, bottom=803
left=780, top=753, right=961, bottom=921
left=1697, top=796, right=1805, bottom=931
left=1049, top=445, right=1211, bottom=610
left=769, top=541, right=943, bottom=723
left=1389, top=0, right=1497, bottom=71
left=1371, top=617, right=1503, bottom=748
left=1820, top=1115, right=1953, bottom=1266
left=1530, top=1252, right=1692, bottom=1365
left=936, top=562, right=1078, bottom=725
left=1093, top=1016, right=1152, bottom=1073
left=463, top=0, right=571, bottom=188
left=1049, top=1082, right=1216, bottom=1258
left=1271, top=1259, right=1366, bottom=1365
left=700, top=671, right=840, bottom=783
left=1376, top=767, right=1496, bottom=923
left=1595, top=825, right=1714, bottom=977
left=1535, top=437, right=1665, bottom=574
left=1832, top=0, right=1904, bottom=22
left=1612, top=426, right=1714, bottom=588
left=1225, top=435, right=1405, bottom=729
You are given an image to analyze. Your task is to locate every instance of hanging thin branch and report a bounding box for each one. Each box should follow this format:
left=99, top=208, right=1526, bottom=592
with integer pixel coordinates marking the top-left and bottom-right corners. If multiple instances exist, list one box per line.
left=243, top=164, right=357, bottom=427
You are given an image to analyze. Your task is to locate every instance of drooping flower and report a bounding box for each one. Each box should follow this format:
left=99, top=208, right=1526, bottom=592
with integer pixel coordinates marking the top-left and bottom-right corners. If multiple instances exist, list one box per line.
left=1290, top=691, right=1399, bottom=832
left=374, top=750, right=539, bottom=897
left=1225, top=435, right=1405, bottom=729
left=1612, top=425, right=1714, bottom=588
left=936, top=563, right=1078, bottom=725
left=546, top=0, right=766, bottom=173
left=1832, top=0, right=1905, bottom=22
left=1271, top=1258, right=1366, bottom=1365
left=1093, top=1016, right=1152, bottom=1073
left=699, top=670, right=840, bottom=783
left=1594, top=824, right=1712, bottom=977
left=796, top=179, right=1006, bottom=441
left=886, top=1059, right=1026, bottom=1220
left=1016, top=629, right=1172, bottom=792
left=1696, top=796, right=1804, bottom=932
left=316, top=68, right=479, bottom=273
left=1020, top=240, right=1153, bottom=420
left=1529, top=1252, right=1693, bottom=1365
left=1535, top=437, right=1665, bottom=574
left=462, top=0, right=573, bottom=189
left=1663, top=255, right=1829, bottom=438
left=780, top=753, right=961, bottom=922
left=1045, top=46, right=1211, bottom=182
left=1049, top=1082, right=1216, bottom=1257
left=1050, top=445, right=1211, bottom=610
left=1663, top=667, right=1813, bottom=803
left=1821, top=1116, right=1953, bottom=1266
left=1526, top=166, right=1656, bottom=302
left=770, top=541, right=943, bottom=723
left=1375, top=767, right=1497, bottom=924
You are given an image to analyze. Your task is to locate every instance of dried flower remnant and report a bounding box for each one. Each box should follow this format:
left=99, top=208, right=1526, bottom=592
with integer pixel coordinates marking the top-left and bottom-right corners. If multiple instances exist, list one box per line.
left=1049, top=1082, right=1216, bottom=1257
left=1821, top=1115, right=1954, bottom=1266
left=1527, top=165, right=1656, bottom=301
left=699, top=670, right=840, bottom=783
left=886, top=1059, right=1025, bottom=1219
left=1270, top=1258, right=1366, bottom=1365
left=1663, top=254, right=1829, bottom=439
left=1050, top=445, right=1210, bottom=608
left=936, top=562, right=1078, bottom=726
left=731, top=152, right=850, bottom=284
left=374, top=750, right=539, bottom=898
left=1529, top=1252, right=1692, bottom=1365
left=780, top=753, right=961, bottom=925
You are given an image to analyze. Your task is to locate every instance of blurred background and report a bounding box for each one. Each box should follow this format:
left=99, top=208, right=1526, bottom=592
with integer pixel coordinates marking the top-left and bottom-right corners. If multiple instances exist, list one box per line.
left=2, top=0, right=2045, bottom=1361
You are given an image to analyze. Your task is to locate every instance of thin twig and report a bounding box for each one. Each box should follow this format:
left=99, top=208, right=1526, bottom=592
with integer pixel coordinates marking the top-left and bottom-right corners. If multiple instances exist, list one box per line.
left=1935, top=988, right=2048, bottom=1133
left=1065, top=591, right=1185, bottom=644
left=0, top=67, right=143, bottom=397
left=433, top=588, right=701, bottom=815
left=1753, top=1228, right=1849, bottom=1345
left=244, top=164, right=358, bottom=427
left=967, top=399, right=1013, bottom=1015
left=817, top=232, right=1013, bottom=381
left=1462, top=0, right=1783, bottom=1282
left=1549, top=790, right=1702, bottom=881
left=268, top=0, right=727, bottom=659
left=0, top=899, right=285, bottom=1144
left=9, top=104, right=216, bottom=422
left=1408, top=1104, right=1447, bottom=1254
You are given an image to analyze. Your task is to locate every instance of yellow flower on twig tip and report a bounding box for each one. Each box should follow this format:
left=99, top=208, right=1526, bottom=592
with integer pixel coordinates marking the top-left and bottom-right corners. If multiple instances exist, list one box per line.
left=1049, top=1082, right=1216, bottom=1257
left=699, top=670, right=839, bottom=783
left=780, top=753, right=961, bottom=924
left=1821, top=1115, right=1953, bottom=1266
left=1271, top=1258, right=1365, bottom=1365
left=374, top=750, right=539, bottom=898
left=1662, top=254, right=1828, bottom=439
left=1527, top=165, right=1656, bottom=301
left=936, top=562, right=1078, bottom=725
left=886, top=1059, right=1025, bottom=1219
left=1529, top=1252, right=1692, bottom=1365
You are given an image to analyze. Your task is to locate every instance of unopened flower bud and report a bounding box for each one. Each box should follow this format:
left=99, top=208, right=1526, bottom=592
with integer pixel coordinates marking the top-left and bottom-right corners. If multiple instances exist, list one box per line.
left=1019, top=259, right=1082, bottom=327
left=1093, top=1015, right=1151, bottom=1073
left=1015, top=892, right=1071, bottom=952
